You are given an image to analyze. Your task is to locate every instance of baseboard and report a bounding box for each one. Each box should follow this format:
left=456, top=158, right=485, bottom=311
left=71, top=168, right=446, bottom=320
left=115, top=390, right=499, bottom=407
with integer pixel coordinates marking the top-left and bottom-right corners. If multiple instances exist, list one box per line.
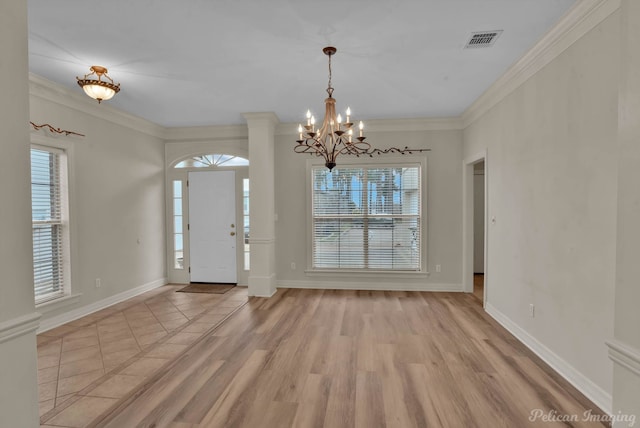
left=37, top=277, right=168, bottom=333
left=0, top=312, right=41, bottom=344
left=486, top=303, right=612, bottom=414
left=277, top=280, right=462, bottom=292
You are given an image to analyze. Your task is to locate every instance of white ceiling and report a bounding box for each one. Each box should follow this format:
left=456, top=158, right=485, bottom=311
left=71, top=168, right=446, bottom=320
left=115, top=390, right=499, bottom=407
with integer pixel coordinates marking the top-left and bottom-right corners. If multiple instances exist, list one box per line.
left=28, top=0, right=577, bottom=128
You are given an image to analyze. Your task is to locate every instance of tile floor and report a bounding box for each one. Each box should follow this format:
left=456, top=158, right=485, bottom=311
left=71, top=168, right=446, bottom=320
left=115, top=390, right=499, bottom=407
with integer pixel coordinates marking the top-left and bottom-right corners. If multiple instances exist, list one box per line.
left=36, top=284, right=248, bottom=427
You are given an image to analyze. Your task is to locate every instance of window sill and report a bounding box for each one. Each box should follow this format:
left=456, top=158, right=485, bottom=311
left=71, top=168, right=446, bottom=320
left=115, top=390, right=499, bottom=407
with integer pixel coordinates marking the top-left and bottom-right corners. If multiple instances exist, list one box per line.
left=36, top=293, right=82, bottom=315
left=305, top=269, right=430, bottom=279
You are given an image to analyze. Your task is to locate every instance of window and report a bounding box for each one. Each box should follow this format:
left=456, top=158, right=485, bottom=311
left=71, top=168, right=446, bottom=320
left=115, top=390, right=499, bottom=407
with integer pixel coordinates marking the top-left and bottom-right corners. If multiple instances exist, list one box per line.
left=173, top=180, right=184, bottom=269
left=243, top=178, right=250, bottom=270
left=174, top=154, right=248, bottom=168
left=311, top=165, right=421, bottom=271
left=31, top=146, right=68, bottom=302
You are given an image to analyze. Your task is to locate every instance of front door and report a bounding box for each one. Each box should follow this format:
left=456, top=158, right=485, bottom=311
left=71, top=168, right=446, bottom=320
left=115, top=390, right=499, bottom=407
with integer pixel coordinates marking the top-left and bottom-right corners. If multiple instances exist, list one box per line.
left=188, top=171, right=237, bottom=283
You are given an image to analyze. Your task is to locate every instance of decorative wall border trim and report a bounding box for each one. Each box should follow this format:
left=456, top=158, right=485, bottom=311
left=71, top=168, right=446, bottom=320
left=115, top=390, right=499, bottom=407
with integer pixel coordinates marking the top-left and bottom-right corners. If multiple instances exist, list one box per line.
left=37, top=277, right=167, bottom=334
left=30, top=122, right=84, bottom=137
left=461, top=0, right=621, bottom=128
left=0, top=312, right=41, bottom=344
left=277, top=280, right=462, bottom=292
left=486, top=303, right=612, bottom=414
left=29, top=73, right=165, bottom=138
left=607, top=340, right=640, bottom=377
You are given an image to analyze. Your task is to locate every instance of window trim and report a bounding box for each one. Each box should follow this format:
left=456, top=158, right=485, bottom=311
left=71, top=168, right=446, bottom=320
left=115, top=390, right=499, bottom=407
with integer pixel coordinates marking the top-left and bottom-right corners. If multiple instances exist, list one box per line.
left=305, top=156, right=428, bottom=275
left=30, top=134, right=77, bottom=307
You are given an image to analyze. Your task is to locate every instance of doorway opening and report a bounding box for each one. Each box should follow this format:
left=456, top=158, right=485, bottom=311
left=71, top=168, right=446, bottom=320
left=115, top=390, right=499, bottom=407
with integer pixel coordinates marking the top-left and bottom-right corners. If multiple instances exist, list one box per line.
left=473, top=161, right=485, bottom=303
left=463, top=152, right=487, bottom=307
left=188, top=170, right=237, bottom=284
left=167, top=152, right=249, bottom=286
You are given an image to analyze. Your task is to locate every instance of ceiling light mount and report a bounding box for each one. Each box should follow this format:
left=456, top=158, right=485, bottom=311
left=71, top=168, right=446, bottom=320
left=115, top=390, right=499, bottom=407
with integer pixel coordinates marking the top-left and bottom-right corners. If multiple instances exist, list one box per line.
left=76, top=65, right=120, bottom=103
left=294, top=46, right=430, bottom=170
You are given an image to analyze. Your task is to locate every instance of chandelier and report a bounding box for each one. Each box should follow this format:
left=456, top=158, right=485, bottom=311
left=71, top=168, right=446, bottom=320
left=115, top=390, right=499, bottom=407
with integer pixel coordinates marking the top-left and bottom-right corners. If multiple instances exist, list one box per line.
left=295, top=46, right=429, bottom=170
left=76, top=66, right=120, bottom=103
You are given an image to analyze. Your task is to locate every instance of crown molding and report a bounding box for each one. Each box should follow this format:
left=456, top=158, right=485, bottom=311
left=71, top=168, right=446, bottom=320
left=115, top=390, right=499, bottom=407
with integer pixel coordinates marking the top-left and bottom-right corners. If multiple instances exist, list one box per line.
left=461, top=0, right=621, bottom=128
left=163, top=124, right=248, bottom=142
left=276, top=116, right=463, bottom=136
left=29, top=73, right=166, bottom=139
left=243, top=111, right=280, bottom=125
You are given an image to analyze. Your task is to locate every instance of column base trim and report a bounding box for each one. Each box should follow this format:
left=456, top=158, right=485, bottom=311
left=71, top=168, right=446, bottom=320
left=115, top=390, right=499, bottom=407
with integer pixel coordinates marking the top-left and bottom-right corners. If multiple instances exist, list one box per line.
left=607, top=340, right=640, bottom=378
left=0, top=312, right=41, bottom=344
left=248, top=274, right=277, bottom=297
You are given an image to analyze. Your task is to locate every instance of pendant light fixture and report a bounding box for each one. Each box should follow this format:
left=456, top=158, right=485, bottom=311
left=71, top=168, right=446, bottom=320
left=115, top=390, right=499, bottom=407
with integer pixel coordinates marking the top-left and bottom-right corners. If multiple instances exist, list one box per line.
left=76, top=66, right=120, bottom=103
left=294, top=47, right=429, bottom=170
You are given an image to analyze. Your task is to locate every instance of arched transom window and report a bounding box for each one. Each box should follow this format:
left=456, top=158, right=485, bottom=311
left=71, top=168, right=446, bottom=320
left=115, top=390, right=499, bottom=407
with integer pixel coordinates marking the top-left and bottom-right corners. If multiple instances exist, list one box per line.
left=174, top=154, right=249, bottom=168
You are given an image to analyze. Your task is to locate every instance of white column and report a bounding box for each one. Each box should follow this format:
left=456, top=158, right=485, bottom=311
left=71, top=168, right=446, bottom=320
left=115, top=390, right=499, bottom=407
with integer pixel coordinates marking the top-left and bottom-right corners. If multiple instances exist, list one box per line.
left=609, top=1, right=640, bottom=425
left=0, top=0, right=41, bottom=426
left=243, top=112, right=279, bottom=297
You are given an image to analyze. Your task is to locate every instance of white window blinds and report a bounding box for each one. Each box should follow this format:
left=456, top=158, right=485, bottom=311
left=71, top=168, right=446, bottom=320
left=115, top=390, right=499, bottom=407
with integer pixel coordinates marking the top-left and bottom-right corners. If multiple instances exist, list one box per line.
left=312, top=165, right=421, bottom=270
left=31, top=147, right=65, bottom=301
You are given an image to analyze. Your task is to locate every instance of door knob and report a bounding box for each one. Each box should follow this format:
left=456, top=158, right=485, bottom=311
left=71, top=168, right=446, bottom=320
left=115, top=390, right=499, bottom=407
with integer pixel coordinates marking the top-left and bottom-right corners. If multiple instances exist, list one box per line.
left=231, top=224, right=235, bottom=228
left=230, top=231, right=236, bottom=236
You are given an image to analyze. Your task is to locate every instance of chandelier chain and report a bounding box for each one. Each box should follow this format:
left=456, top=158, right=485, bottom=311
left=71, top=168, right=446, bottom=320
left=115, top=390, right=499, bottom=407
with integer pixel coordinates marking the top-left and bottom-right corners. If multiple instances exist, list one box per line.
left=327, top=52, right=334, bottom=97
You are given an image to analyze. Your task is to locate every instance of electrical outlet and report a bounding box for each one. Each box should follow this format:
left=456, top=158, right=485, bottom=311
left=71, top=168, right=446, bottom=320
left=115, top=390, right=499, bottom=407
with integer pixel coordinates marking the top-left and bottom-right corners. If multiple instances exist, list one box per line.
left=435, top=264, right=441, bottom=273
left=95, top=278, right=101, bottom=288
left=291, top=262, right=296, bottom=270
left=529, top=304, right=535, bottom=318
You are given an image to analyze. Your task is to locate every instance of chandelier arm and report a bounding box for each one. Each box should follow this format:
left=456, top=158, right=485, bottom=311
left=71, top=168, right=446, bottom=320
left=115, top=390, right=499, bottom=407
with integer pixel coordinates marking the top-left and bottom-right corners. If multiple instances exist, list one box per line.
left=364, top=147, right=432, bottom=155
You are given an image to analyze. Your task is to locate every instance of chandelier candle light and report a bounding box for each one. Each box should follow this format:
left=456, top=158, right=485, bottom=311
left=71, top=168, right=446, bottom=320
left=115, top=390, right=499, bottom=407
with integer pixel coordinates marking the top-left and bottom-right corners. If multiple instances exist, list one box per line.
left=76, top=66, right=120, bottom=103
left=295, top=46, right=429, bottom=170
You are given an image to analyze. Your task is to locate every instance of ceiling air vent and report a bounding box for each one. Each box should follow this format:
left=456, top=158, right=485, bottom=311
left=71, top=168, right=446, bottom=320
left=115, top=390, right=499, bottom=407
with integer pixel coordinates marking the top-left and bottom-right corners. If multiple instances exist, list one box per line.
left=465, top=30, right=503, bottom=48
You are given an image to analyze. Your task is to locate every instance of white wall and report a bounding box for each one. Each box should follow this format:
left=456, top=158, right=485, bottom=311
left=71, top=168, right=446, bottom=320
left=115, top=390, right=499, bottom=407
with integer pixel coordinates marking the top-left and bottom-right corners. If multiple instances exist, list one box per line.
left=463, top=9, right=619, bottom=408
left=275, top=124, right=464, bottom=290
left=0, top=0, right=40, bottom=426
left=29, top=77, right=167, bottom=329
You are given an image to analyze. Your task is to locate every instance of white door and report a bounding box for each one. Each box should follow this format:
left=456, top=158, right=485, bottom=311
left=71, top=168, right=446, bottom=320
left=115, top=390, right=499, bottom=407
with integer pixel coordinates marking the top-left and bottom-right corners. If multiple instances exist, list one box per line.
left=188, top=171, right=237, bottom=283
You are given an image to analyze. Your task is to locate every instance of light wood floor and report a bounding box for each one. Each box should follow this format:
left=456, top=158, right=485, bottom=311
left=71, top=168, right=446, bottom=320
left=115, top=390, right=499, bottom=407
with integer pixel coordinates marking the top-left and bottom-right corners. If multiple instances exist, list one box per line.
left=39, top=287, right=608, bottom=427
left=474, top=273, right=484, bottom=303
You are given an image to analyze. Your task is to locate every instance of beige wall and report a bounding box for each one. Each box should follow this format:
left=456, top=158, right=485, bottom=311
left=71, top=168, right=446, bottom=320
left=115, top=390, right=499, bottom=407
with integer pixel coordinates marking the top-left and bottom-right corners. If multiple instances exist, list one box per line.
left=0, top=0, right=40, bottom=426
left=275, top=126, right=463, bottom=290
left=463, top=10, right=620, bottom=405
left=612, top=0, right=640, bottom=423
left=164, top=124, right=463, bottom=291
left=29, top=79, right=167, bottom=328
